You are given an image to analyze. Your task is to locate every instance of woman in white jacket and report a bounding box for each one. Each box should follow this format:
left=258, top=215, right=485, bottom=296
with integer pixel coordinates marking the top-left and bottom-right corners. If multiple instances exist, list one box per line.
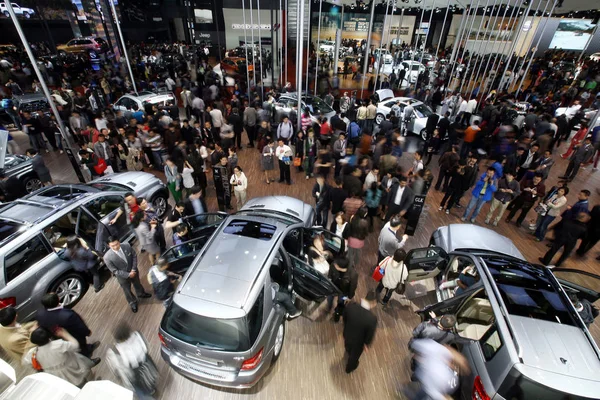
left=376, top=248, right=408, bottom=305
left=230, top=166, right=248, bottom=210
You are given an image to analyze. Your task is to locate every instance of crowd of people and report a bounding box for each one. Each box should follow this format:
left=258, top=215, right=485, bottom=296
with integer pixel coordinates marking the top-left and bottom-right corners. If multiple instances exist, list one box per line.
left=0, top=35, right=599, bottom=398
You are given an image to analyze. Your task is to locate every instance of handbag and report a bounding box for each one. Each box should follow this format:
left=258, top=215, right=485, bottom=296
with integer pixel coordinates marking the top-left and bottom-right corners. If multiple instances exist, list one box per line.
left=372, top=257, right=389, bottom=282
left=394, top=261, right=407, bottom=295
left=293, top=157, right=302, bottom=167
left=534, top=203, right=548, bottom=216
left=93, top=157, right=108, bottom=174
left=31, top=348, right=44, bottom=372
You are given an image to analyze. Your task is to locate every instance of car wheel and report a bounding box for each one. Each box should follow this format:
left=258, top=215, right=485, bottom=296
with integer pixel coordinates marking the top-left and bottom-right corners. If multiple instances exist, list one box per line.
left=420, top=128, right=428, bottom=141
left=50, top=273, right=88, bottom=308
left=271, top=322, right=286, bottom=364
left=152, top=195, right=168, bottom=218
left=23, top=176, right=43, bottom=193
left=23, top=12, right=30, bottom=18
left=375, top=113, right=384, bottom=125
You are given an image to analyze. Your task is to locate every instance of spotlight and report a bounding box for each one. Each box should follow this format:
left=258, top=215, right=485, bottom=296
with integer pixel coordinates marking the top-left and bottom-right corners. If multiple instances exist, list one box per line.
left=523, top=0, right=530, bottom=6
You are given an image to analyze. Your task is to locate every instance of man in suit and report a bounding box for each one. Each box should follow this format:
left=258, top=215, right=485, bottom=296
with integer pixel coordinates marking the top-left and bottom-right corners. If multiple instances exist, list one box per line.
left=103, top=236, right=151, bottom=313
left=93, top=132, right=112, bottom=165
left=36, top=293, right=100, bottom=360
left=342, top=290, right=378, bottom=373
left=535, top=150, right=554, bottom=180
left=386, top=175, right=415, bottom=220
left=183, top=185, right=209, bottom=218
left=540, top=212, right=589, bottom=267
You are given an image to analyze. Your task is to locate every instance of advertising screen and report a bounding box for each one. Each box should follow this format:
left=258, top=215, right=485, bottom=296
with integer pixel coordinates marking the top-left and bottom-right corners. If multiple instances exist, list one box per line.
left=549, top=19, right=595, bottom=50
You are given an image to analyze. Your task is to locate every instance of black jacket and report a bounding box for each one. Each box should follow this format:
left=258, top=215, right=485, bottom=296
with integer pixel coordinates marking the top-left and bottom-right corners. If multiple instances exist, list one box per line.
left=437, top=117, right=450, bottom=139
left=553, top=218, right=587, bottom=245
left=312, top=182, right=331, bottom=207
left=329, top=187, right=349, bottom=215
left=329, top=267, right=358, bottom=298
left=183, top=196, right=208, bottom=217
left=36, top=308, right=90, bottom=348
left=228, top=112, right=244, bottom=134
left=387, top=183, right=415, bottom=213
left=343, top=302, right=377, bottom=347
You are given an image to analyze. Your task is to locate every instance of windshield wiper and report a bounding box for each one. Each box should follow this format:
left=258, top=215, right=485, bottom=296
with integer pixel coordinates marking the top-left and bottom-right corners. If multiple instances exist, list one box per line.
left=196, top=342, right=225, bottom=351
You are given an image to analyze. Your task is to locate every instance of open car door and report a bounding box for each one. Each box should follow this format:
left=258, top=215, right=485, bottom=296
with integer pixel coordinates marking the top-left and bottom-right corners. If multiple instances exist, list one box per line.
left=181, top=212, right=227, bottom=239
left=551, top=268, right=600, bottom=305
left=283, top=249, right=340, bottom=302
left=160, top=228, right=219, bottom=275
left=404, top=246, right=448, bottom=283
left=303, top=227, right=345, bottom=257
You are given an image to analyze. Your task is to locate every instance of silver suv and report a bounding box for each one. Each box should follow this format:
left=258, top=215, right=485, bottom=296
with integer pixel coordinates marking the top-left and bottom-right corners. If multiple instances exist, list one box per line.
left=159, top=196, right=345, bottom=388
left=0, top=172, right=168, bottom=320
left=404, top=224, right=600, bottom=399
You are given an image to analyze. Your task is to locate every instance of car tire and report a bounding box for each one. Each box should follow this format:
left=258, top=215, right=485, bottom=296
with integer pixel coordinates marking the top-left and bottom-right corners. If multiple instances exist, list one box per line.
left=271, top=322, right=286, bottom=364
left=23, top=176, right=43, bottom=193
left=420, top=128, right=428, bottom=141
left=152, top=195, right=169, bottom=218
left=375, top=113, right=384, bottom=125
left=23, top=12, right=30, bottom=18
left=49, top=273, right=89, bottom=309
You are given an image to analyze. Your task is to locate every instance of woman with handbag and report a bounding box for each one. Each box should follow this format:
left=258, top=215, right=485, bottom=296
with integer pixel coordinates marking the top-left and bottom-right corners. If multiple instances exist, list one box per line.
left=230, top=166, right=248, bottom=210
left=64, top=237, right=104, bottom=293
left=23, top=327, right=99, bottom=387
left=534, top=186, right=569, bottom=241
left=375, top=249, right=408, bottom=306
left=261, top=140, right=276, bottom=184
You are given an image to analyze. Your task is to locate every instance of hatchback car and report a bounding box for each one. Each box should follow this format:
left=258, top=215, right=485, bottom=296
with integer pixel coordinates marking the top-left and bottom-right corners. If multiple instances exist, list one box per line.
left=374, top=89, right=435, bottom=140
left=403, top=224, right=600, bottom=399
left=159, top=196, right=345, bottom=388
left=57, top=37, right=110, bottom=54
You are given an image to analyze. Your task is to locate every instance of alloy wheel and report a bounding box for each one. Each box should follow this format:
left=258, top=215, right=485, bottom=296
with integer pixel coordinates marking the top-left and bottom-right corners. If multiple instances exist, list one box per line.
left=56, top=277, right=83, bottom=306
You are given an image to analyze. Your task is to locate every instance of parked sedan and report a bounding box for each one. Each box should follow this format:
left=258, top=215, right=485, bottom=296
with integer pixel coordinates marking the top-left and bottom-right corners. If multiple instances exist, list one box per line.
left=219, top=57, right=253, bottom=77
left=374, top=89, right=435, bottom=140
left=274, top=93, right=335, bottom=125
left=0, top=154, right=43, bottom=193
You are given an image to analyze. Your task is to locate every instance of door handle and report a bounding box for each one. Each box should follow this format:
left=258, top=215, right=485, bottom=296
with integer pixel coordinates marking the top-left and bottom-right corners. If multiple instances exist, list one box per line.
left=416, top=272, right=429, bottom=277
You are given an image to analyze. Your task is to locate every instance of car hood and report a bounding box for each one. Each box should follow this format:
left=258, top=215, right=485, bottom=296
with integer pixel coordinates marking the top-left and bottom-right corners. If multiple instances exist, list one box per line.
left=375, top=89, right=395, bottom=102
left=436, top=224, right=525, bottom=260
left=90, top=171, right=160, bottom=190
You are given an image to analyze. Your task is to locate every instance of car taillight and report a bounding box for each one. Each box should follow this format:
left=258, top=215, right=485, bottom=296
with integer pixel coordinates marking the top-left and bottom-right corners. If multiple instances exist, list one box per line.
left=0, top=297, right=16, bottom=309
left=472, top=376, right=490, bottom=400
left=240, top=348, right=263, bottom=371
left=158, top=332, right=166, bottom=347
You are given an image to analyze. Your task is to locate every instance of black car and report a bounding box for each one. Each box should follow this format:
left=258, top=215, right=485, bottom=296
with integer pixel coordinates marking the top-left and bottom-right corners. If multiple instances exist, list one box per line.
left=0, top=154, right=42, bottom=193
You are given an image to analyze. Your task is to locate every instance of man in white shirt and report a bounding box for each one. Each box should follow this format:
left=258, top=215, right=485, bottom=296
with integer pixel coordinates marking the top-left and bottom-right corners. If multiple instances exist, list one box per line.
left=209, top=106, right=224, bottom=129
left=276, top=139, right=292, bottom=185
left=191, top=96, right=205, bottom=123
left=364, top=166, right=379, bottom=191
left=165, top=76, right=176, bottom=91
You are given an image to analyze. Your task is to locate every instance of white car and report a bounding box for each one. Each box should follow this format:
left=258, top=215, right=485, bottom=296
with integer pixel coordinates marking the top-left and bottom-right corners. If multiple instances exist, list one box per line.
left=319, top=40, right=335, bottom=54
left=374, top=89, right=436, bottom=140
left=399, top=61, right=427, bottom=85
left=113, top=90, right=176, bottom=114
left=554, top=106, right=596, bottom=121
left=0, top=2, right=34, bottom=18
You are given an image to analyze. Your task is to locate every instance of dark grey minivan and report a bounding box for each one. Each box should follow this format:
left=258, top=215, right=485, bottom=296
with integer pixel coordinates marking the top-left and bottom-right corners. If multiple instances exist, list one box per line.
left=159, top=196, right=345, bottom=388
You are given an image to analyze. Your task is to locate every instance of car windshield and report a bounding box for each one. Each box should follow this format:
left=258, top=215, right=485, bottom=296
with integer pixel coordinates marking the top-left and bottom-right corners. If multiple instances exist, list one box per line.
left=0, top=221, right=24, bottom=242
left=484, top=257, right=576, bottom=326
left=88, top=182, right=130, bottom=192
left=161, top=303, right=249, bottom=351
left=306, top=96, right=333, bottom=114
left=411, top=64, right=421, bottom=71
left=414, top=104, right=433, bottom=118
left=223, top=219, right=276, bottom=241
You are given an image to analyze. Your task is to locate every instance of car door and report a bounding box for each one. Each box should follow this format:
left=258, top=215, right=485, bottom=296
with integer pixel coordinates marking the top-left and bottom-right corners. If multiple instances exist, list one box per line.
left=82, top=194, right=131, bottom=242
left=160, top=232, right=216, bottom=275
left=181, top=212, right=226, bottom=238
left=75, top=207, right=111, bottom=254
left=551, top=268, right=600, bottom=305
left=403, top=246, right=448, bottom=283
left=416, top=289, right=474, bottom=321
left=282, top=248, right=340, bottom=302
left=302, top=227, right=345, bottom=258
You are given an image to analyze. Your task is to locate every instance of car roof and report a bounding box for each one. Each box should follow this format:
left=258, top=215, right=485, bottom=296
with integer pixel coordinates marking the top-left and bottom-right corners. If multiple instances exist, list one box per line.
left=435, top=224, right=525, bottom=260
left=177, top=217, right=283, bottom=312
left=90, top=171, right=157, bottom=189
left=241, top=196, right=309, bottom=225
left=510, top=315, right=600, bottom=396
left=380, top=96, right=424, bottom=107
left=12, top=93, right=47, bottom=102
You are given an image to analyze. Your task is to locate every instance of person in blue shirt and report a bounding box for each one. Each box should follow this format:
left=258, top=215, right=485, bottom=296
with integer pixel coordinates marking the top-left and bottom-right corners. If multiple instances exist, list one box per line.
left=172, top=224, right=191, bottom=256
left=461, top=167, right=497, bottom=223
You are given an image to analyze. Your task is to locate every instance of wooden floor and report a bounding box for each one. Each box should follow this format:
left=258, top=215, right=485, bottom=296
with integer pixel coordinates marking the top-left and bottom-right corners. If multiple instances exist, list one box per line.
left=4, top=128, right=600, bottom=399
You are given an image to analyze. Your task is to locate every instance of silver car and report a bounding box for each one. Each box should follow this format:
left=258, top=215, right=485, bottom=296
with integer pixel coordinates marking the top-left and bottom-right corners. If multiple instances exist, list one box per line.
left=159, top=196, right=345, bottom=388
left=0, top=189, right=141, bottom=321
left=274, top=93, right=336, bottom=125
left=402, top=224, right=600, bottom=399
left=26, top=172, right=170, bottom=217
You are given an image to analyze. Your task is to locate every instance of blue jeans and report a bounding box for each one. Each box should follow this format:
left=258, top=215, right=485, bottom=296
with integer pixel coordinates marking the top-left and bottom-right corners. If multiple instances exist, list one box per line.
left=535, top=214, right=555, bottom=240
left=463, top=195, right=487, bottom=220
